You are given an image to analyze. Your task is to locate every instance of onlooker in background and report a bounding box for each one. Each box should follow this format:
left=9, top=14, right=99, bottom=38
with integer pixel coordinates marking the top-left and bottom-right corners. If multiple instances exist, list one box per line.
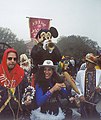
left=68, top=57, right=76, bottom=78
left=20, top=54, right=31, bottom=72
left=20, top=54, right=32, bottom=84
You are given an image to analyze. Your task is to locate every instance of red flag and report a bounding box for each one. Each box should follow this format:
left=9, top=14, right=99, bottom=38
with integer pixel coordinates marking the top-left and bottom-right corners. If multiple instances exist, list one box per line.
left=29, top=17, right=50, bottom=39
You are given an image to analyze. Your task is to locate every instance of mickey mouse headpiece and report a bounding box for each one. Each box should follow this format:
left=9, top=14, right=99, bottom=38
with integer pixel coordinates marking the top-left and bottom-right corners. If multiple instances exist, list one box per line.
left=35, top=27, right=58, bottom=43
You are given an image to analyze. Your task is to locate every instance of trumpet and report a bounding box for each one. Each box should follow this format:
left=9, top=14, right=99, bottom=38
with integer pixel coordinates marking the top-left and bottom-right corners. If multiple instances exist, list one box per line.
left=47, top=40, right=55, bottom=51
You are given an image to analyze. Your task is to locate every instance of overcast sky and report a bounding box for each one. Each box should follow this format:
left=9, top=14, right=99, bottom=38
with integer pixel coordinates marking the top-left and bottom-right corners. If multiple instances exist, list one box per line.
left=0, top=0, right=101, bottom=46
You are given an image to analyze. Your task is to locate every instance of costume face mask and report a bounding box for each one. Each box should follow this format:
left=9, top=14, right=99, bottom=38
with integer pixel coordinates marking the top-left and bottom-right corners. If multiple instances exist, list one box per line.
left=35, top=27, right=58, bottom=43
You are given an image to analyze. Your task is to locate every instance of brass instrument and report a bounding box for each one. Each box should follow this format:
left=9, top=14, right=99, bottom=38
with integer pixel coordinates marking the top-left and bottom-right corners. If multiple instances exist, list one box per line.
left=47, top=40, right=55, bottom=51
left=63, top=72, right=80, bottom=94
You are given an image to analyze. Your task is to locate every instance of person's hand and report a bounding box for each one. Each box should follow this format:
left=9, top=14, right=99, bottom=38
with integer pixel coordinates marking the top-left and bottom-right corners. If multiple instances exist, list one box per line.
left=69, top=97, right=75, bottom=103
left=43, top=40, right=49, bottom=50
left=24, top=95, right=32, bottom=106
left=49, top=83, right=66, bottom=93
left=95, top=87, right=101, bottom=93
left=79, top=95, right=86, bottom=102
left=0, top=95, right=1, bottom=102
left=74, top=95, right=80, bottom=107
left=0, top=74, right=7, bottom=82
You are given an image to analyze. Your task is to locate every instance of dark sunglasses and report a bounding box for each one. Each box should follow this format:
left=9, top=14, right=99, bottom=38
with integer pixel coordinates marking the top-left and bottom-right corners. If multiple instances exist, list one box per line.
left=7, top=57, right=17, bottom=61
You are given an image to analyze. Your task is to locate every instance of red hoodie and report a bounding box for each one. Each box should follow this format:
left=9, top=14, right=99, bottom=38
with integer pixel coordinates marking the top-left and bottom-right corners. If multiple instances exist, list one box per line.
left=0, top=48, right=24, bottom=88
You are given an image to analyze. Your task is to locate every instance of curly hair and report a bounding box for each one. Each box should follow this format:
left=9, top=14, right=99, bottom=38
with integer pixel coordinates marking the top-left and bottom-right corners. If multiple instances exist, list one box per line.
left=35, top=67, right=64, bottom=89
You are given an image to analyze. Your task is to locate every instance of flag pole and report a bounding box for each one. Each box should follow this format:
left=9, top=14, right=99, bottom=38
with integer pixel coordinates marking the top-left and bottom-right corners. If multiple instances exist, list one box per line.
left=26, top=16, right=52, bottom=20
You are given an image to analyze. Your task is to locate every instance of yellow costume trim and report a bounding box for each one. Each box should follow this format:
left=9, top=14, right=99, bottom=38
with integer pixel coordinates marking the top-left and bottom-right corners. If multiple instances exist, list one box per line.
left=0, top=88, right=22, bottom=113
left=0, top=91, right=11, bottom=113
left=63, top=72, right=80, bottom=94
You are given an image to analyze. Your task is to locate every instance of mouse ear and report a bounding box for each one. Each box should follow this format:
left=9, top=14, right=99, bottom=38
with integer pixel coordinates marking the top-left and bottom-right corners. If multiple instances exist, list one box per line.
left=50, top=27, right=58, bottom=38
left=35, top=29, right=43, bottom=39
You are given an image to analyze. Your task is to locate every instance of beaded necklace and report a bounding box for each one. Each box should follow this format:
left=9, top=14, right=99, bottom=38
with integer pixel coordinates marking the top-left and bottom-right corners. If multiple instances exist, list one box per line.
left=85, top=69, right=96, bottom=101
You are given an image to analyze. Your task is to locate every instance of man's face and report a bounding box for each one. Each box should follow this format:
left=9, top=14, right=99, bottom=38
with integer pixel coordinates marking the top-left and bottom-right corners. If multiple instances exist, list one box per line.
left=86, top=61, right=95, bottom=70
left=7, top=52, right=17, bottom=70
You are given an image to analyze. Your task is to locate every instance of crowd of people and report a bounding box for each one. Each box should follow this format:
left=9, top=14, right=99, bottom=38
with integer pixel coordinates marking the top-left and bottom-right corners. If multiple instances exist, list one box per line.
left=0, top=27, right=101, bottom=120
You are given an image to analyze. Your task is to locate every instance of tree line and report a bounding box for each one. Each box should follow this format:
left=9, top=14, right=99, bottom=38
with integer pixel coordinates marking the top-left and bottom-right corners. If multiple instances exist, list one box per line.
left=0, top=27, right=101, bottom=60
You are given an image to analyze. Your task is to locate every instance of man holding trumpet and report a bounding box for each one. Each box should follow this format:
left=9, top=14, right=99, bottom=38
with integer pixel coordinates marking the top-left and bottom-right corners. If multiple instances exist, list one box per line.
left=31, top=27, right=62, bottom=74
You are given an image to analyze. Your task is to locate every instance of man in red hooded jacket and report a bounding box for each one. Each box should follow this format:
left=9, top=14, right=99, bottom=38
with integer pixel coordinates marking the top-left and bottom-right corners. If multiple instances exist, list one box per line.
left=0, top=48, right=35, bottom=120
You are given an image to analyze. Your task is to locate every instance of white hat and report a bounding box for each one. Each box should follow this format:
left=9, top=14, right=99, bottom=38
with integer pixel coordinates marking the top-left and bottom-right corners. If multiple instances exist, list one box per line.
left=85, top=53, right=96, bottom=64
left=38, top=60, right=55, bottom=68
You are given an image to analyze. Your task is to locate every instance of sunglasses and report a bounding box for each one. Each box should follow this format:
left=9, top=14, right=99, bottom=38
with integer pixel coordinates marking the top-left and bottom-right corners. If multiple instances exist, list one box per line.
left=7, top=57, right=17, bottom=61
